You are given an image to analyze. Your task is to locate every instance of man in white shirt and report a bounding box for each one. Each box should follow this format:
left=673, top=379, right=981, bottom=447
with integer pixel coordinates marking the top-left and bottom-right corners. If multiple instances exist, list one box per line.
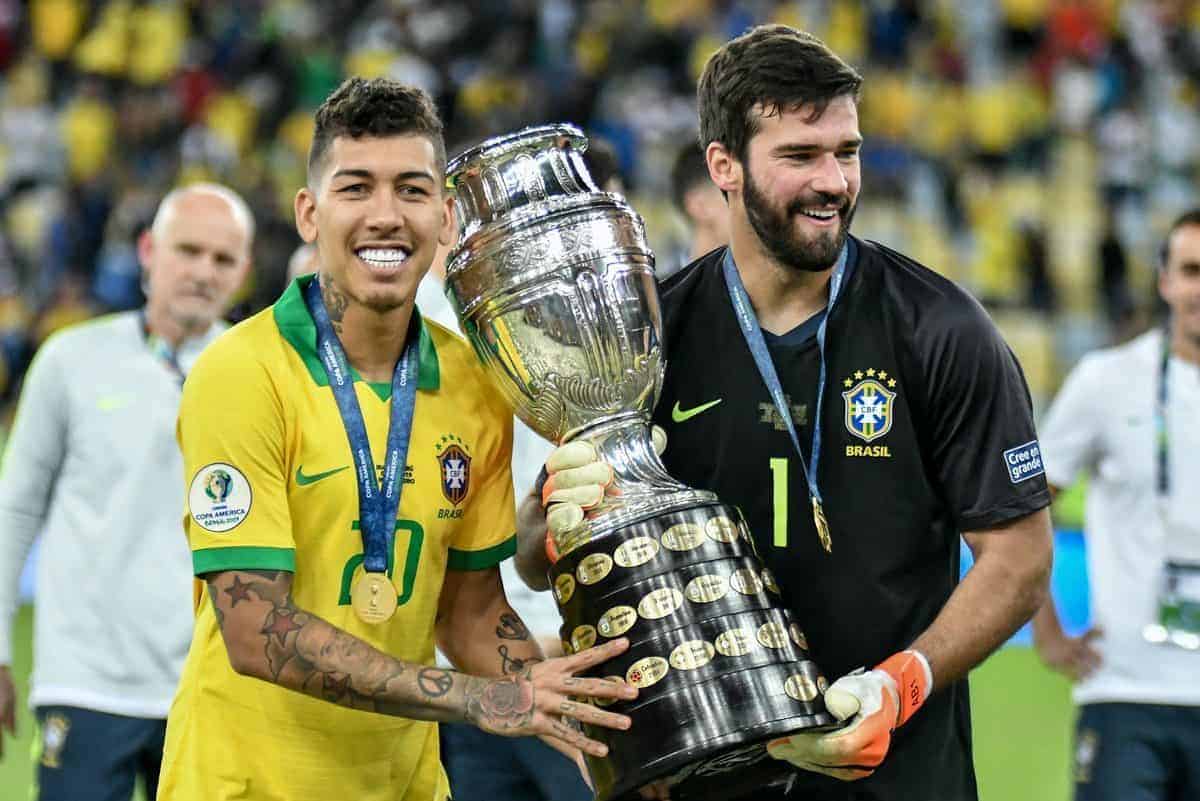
left=0, top=183, right=254, bottom=801
left=416, top=257, right=592, bottom=801
left=1037, top=208, right=1200, bottom=801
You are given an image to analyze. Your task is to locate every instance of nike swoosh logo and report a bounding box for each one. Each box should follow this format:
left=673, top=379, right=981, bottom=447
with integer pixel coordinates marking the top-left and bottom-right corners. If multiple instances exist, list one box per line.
left=672, top=398, right=723, bottom=423
left=97, top=394, right=134, bottom=411
left=296, top=465, right=350, bottom=486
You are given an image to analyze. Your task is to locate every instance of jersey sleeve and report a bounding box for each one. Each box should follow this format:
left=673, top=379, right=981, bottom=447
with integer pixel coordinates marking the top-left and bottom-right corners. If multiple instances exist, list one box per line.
left=1038, top=355, right=1104, bottom=489
left=447, top=402, right=516, bottom=571
left=916, top=297, right=1051, bottom=531
left=178, top=337, right=296, bottom=576
left=0, top=334, right=69, bottom=664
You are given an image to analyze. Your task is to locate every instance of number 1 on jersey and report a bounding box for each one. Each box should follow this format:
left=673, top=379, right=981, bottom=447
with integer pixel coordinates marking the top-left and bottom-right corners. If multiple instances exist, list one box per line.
left=770, top=457, right=788, bottom=548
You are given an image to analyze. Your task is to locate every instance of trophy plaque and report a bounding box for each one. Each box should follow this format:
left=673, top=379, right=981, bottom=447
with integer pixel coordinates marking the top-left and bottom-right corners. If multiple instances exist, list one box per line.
left=445, top=125, right=837, bottom=800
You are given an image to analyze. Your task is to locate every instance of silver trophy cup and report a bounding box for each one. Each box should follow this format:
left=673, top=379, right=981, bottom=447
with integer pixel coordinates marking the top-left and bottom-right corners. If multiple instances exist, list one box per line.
left=445, top=125, right=837, bottom=801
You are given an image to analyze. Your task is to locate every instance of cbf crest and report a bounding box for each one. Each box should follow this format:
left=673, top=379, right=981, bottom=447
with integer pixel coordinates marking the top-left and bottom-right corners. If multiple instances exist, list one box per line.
left=436, top=434, right=472, bottom=507
left=841, top=369, right=897, bottom=443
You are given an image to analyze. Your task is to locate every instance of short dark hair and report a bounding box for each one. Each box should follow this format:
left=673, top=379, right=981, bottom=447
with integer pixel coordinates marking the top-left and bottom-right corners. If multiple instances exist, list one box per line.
left=670, top=143, right=712, bottom=213
left=307, top=77, right=446, bottom=185
left=697, top=25, right=863, bottom=162
left=1160, top=209, right=1200, bottom=268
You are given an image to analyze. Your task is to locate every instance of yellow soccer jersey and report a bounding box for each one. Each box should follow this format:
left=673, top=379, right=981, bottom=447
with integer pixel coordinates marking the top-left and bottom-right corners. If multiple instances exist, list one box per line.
left=158, top=276, right=516, bottom=801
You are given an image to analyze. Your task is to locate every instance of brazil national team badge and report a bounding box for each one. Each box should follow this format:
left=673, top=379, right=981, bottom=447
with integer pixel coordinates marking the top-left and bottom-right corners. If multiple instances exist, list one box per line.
left=436, top=434, right=471, bottom=507
left=40, top=712, right=70, bottom=768
left=842, top=369, right=897, bottom=443
left=188, top=463, right=253, bottom=532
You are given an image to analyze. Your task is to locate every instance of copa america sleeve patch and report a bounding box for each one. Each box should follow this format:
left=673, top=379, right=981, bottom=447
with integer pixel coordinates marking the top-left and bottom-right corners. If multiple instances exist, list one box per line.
left=189, top=462, right=253, bottom=532
left=1002, top=440, right=1044, bottom=484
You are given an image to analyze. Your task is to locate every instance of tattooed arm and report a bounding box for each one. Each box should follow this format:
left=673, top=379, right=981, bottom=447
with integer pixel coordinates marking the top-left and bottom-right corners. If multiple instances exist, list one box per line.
left=435, top=566, right=546, bottom=678
left=203, top=569, right=636, bottom=755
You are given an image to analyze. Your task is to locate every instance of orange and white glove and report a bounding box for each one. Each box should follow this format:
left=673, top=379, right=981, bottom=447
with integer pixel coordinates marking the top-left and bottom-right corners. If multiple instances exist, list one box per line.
left=766, top=650, right=932, bottom=781
left=541, top=428, right=667, bottom=560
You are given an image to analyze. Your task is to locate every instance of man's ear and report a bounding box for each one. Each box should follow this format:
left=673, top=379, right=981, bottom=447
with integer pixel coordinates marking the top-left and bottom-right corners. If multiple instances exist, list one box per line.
left=438, top=194, right=457, bottom=248
left=706, top=142, right=742, bottom=196
left=295, top=187, right=318, bottom=244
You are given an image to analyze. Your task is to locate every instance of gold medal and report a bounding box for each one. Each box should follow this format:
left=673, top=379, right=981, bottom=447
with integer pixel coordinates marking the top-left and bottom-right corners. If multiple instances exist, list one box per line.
left=351, top=572, right=398, bottom=623
left=812, top=498, right=832, bottom=552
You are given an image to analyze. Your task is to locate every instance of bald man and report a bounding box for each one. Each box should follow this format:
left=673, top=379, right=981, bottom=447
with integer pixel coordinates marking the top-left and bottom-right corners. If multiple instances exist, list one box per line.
left=0, top=184, right=254, bottom=801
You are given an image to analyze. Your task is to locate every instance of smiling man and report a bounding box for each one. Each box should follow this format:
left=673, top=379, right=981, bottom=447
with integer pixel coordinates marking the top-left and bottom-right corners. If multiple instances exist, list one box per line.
left=155, top=78, right=635, bottom=801
left=522, top=26, right=1053, bottom=801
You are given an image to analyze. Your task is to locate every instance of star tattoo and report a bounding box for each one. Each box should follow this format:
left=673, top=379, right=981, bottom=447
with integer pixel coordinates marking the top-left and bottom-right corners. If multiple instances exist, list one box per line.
left=262, top=608, right=303, bottom=646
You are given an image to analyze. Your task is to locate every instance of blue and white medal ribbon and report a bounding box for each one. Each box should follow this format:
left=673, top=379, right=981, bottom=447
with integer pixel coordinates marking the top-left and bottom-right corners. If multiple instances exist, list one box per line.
left=722, top=245, right=849, bottom=552
left=304, top=278, right=418, bottom=618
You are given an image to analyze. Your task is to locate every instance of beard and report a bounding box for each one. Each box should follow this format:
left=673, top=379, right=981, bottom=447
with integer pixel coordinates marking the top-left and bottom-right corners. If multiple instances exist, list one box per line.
left=743, top=168, right=856, bottom=274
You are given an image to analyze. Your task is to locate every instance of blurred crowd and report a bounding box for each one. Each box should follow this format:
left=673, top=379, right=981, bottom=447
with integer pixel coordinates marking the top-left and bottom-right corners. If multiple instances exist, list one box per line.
left=0, top=0, right=1197, bottom=410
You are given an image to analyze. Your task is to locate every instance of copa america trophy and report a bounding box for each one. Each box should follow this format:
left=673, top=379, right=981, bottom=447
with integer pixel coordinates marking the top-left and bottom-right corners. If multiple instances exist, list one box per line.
left=445, top=125, right=837, bottom=801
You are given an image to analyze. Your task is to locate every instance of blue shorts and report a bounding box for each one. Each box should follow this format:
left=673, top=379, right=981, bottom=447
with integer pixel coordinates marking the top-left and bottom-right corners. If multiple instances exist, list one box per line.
left=440, top=721, right=593, bottom=801
left=1074, top=702, right=1200, bottom=801
left=33, top=706, right=166, bottom=801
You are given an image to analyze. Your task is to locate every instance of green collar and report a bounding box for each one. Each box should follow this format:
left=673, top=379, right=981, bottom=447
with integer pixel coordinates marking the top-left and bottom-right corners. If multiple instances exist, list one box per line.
left=273, top=275, right=440, bottom=400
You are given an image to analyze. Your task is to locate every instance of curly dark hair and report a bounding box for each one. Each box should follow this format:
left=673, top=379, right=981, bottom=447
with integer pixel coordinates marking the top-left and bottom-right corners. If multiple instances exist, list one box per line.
left=307, top=77, right=446, bottom=185
left=697, top=25, right=863, bottom=162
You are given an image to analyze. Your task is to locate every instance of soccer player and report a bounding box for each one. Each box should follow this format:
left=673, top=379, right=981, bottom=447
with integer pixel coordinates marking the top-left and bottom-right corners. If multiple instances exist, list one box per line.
left=1035, top=209, right=1200, bottom=801
left=155, top=78, right=634, bottom=801
left=522, top=26, right=1053, bottom=801
left=0, top=183, right=254, bottom=800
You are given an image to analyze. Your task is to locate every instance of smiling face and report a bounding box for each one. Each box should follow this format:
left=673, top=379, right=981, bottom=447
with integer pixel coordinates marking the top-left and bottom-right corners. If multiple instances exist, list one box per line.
left=294, top=134, right=454, bottom=315
left=720, top=96, right=862, bottom=273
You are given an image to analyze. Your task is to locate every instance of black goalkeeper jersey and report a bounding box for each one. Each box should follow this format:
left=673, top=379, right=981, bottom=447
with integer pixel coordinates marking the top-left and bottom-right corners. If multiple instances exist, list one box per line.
left=650, top=238, right=1051, bottom=801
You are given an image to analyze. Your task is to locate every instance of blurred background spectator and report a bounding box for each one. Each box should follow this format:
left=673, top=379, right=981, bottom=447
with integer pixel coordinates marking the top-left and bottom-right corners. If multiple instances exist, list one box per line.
left=0, top=0, right=1193, bottom=420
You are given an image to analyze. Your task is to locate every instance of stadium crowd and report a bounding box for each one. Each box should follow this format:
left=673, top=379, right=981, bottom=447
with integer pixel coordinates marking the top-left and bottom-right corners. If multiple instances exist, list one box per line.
left=0, top=0, right=1195, bottom=411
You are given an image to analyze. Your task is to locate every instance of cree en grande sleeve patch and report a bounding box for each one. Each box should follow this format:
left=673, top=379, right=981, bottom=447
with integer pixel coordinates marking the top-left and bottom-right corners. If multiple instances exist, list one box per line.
left=1002, top=440, right=1044, bottom=484
left=188, top=462, right=254, bottom=532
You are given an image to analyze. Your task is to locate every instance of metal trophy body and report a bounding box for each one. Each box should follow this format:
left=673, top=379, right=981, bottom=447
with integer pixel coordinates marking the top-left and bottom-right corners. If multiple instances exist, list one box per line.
left=445, top=125, right=837, bottom=801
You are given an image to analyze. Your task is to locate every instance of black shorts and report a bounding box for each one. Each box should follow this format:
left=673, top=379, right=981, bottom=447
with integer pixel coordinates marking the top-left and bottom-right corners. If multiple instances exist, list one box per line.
left=34, top=706, right=166, bottom=801
left=1074, top=702, right=1200, bottom=801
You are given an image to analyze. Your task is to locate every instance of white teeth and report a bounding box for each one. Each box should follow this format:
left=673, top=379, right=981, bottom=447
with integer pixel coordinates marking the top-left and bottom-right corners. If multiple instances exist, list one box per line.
left=357, top=247, right=409, bottom=265
left=801, top=209, right=837, bottom=220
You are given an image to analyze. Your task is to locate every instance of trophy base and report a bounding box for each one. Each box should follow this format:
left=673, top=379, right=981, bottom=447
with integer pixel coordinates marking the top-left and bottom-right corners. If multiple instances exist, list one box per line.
left=548, top=502, right=839, bottom=801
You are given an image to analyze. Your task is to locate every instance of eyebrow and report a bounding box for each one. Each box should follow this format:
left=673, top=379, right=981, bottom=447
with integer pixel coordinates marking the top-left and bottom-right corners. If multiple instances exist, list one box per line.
left=330, top=168, right=436, bottom=184
left=772, top=138, right=863, bottom=155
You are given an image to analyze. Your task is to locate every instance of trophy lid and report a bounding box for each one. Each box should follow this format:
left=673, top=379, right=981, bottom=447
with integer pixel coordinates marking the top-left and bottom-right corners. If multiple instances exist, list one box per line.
left=446, top=123, right=588, bottom=186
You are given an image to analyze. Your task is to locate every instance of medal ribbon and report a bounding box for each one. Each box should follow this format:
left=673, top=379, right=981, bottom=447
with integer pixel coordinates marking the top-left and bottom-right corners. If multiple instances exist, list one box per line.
left=1156, top=329, right=1170, bottom=498
left=722, top=244, right=849, bottom=552
left=304, top=278, right=419, bottom=574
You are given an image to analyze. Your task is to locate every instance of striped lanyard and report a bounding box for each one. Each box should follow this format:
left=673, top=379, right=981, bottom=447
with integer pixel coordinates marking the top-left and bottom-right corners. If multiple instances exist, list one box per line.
left=721, top=245, right=849, bottom=553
